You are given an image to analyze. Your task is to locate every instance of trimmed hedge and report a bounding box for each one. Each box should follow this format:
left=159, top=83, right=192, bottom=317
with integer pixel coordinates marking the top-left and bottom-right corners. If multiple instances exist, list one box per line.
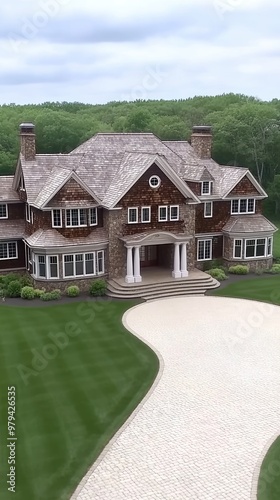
left=21, top=286, right=35, bottom=300
left=40, top=290, right=62, bottom=301
left=89, top=279, right=107, bottom=296
left=206, top=268, right=228, bottom=281
left=7, top=280, right=22, bottom=298
left=228, top=265, right=249, bottom=275
left=66, top=285, right=80, bottom=297
left=268, top=264, right=280, bottom=274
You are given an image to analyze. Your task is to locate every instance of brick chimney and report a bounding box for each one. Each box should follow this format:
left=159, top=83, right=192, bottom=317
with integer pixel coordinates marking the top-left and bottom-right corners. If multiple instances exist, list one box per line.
left=190, top=125, right=212, bottom=159
left=19, top=123, right=36, bottom=161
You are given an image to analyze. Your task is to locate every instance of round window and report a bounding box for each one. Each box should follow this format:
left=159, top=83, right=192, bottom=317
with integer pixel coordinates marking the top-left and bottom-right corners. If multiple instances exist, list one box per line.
left=149, top=175, right=161, bottom=188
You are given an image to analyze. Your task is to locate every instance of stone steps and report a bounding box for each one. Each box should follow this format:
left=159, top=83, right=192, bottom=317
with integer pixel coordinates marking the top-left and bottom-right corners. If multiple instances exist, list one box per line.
left=107, top=275, right=220, bottom=301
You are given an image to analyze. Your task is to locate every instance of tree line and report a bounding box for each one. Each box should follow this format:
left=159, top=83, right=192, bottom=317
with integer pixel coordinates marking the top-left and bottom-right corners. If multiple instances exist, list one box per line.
left=0, top=94, right=280, bottom=215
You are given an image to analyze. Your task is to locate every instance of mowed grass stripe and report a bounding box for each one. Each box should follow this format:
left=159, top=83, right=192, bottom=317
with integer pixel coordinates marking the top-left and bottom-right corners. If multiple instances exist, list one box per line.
left=0, top=301, right=158, bottom=500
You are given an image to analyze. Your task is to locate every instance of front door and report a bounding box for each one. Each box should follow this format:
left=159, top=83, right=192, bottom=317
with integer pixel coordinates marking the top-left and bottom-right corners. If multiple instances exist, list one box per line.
left=140, top=245, right=158, bottom=267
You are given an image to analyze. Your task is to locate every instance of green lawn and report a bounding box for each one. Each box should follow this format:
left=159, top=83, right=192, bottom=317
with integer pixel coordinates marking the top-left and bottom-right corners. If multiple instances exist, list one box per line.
left=212, top=275, right=280, bottom=305
left=213, top=276, right=280, bottom=498
left=0, top=300, right=159, bottom=500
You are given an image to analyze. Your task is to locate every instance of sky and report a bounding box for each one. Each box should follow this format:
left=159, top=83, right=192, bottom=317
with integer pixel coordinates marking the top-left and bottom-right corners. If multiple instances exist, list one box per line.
left=1, top=0, right=280, bottom=105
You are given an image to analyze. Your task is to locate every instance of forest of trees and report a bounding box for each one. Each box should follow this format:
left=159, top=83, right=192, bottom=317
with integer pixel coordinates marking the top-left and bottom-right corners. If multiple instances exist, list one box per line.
left=1, top=93, right=280, bottom=215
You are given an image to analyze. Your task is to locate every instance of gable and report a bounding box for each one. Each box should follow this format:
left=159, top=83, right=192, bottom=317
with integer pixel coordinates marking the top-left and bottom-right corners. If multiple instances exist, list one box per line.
left=46, top=178, right=98, bottom=207
left=119, top=164, right=189, bottom=207
left=227, top=175, right=261, bottom=197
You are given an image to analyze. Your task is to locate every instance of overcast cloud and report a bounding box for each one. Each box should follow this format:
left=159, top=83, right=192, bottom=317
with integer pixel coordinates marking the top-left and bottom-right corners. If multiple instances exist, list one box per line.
left=1, top=0, right=280, bottom=104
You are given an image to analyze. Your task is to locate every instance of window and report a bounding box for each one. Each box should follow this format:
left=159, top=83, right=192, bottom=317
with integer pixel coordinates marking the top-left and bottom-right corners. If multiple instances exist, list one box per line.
left=63, top=252, right=104, bottom=278
left=197, top=239, right=212, bottom=261
left=245, top=238, right=266, bottom=258
left=158, top=206, right=168, bottom=222
left=0, top=241, right=17, bottom=260
left=66, top=209, right=87, bottom=227
left=89, top=208, right=98, bottom=226
left=201, top=181, right=212, bottom=195
left=0, top=204, right=8, bottom=219
left=149, top=175, right=161, bottom=188
left=32, top=255, right=59, bottom=279
left=234, top=239, right=242, bottom=259
left=267, top=237, right=273, bottom=256
left=204, top=202, right=213, bottom=218
left=97, top=250, right=105, bottom=274
left=25, top=203, right=31, bottom=222
left=49, top=256, right=58, bottom=278
left=128, top=208, right=138, bottom=224
left=231, top=199, right=255, bottom=215
left=52, top=210, right=62, bottom=228
left=38, top=255, right=46, bottom=278
left=141, top=207, right=151, bottom=223
left=170, top=205, right=179, bottom=221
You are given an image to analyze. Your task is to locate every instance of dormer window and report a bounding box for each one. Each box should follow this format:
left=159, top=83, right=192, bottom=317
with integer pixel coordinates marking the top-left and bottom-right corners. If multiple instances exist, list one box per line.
left=201, top=181, right=212, bottom=195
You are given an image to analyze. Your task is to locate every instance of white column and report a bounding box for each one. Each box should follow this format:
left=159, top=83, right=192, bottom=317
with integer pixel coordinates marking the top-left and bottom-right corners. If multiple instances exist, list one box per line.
left=172, top=242, right=181, bottom=278
left=125, top=246, right=134, bottom=283
left=181, top=243, right=188, bottom=278
left=134, top=246, right=142, bottom=283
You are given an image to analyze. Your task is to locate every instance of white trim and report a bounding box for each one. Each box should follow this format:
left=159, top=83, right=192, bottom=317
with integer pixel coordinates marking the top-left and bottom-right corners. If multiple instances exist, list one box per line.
left=267, top=236, right=273, bottom=257
left=0, top=203, right=8, bottom=219
left=197, top=239, right=212, bottom=261
left=201, top=181, right=212, bottom=196
left=63, top=252, right=104, bottom=278
left=33, top=254, right=59, bottom=279
left=231, top=198, right=255, bottom=215
left=141, top=206, right=151, bottom=223
left=204, top=201, right=213, bottom=218
left=149, top=175, right=161, bottom=189
left=233, top=239, right=243, bottom=259
left=223, top=171, right=268, bottom=199
left=97, top=250, right=105, bottom=275
left=170, top=205, right=179, bottom=221
left=52, top=209, right=62, bottom=228
left=158, top=206, right=168, bottom=222
left=25, top=203, right=31, bottom=222
left=128, top=207, right=139, bottom=224
left=89, top=207, right=98, bottom=226
left=0, top=241, right=18, bottom=260
left=66, top=208, right=87, bottom=228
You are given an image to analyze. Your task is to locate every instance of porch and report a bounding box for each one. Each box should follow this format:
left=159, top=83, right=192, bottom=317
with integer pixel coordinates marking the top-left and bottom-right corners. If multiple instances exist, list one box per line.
left=107, top=266, right=219, bottom=300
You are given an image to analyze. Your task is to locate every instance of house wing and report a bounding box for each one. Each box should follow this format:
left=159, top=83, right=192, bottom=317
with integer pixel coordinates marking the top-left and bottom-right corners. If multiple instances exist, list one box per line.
left=223, top=170, right=267, bottom=199
left=102, top=152, right=200, bottom=208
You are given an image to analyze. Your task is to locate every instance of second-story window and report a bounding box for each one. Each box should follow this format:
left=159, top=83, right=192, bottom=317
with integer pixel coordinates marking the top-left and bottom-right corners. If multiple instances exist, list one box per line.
left=231, top=199, right=255, bottom=214
left=89, top=207, right=98, bottom=226
left=158, top=206, right=168, bottom=222
left=128, top=208, right=138, bottom=224
left=170, top=205, right=179, bottom=221
left=52, top=209, right=62, bottom=228
left=0, top=204, right=8, bottom=219
left=141, top=207, right=151, bottom=223
left=201, top=181, right=212, bottom=195
left=66, top=209, right=87, bottom=227
left=25, top=203, right=31, bottom=222
left=204, top=202, right=213, bottom=218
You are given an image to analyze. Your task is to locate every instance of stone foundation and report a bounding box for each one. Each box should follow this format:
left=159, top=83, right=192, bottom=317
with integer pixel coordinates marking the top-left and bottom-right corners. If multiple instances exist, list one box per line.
left=31, top=275, right=108, bottom=293
left=223, top=258, right=273, bottom=272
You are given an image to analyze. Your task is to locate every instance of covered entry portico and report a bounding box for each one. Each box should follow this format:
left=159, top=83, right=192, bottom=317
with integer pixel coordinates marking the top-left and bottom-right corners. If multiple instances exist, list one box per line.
left=121, top=231, right=192, bottom=283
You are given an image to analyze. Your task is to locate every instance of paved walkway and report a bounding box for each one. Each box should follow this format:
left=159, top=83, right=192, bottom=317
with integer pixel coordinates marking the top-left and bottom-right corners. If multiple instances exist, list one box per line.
left=72, top=296, right=280, bottom=500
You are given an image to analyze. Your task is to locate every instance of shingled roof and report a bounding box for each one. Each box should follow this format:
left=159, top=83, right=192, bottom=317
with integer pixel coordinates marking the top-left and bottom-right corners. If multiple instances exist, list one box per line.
left=223, top=215, right=277, bottom=234
left=11, top=132, right=266, bottom=208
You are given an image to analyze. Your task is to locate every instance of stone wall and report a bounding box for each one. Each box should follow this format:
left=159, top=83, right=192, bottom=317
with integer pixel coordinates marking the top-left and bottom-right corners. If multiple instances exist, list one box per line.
left=190, top=133, right=212, bottom=159
left=103, top=209, right=126, bottom=279
left=31, top=275, right=107, bottom=293
left=223, top=236, right=273, bottom=271
left=20, top=133, right=36, bottom=161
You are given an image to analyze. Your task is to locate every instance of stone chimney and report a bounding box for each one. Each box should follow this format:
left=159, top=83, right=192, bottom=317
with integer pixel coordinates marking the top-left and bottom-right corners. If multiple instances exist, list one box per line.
left=19, top=123, right=36, bottom=161
left=190, top=125, right=212, bottom=159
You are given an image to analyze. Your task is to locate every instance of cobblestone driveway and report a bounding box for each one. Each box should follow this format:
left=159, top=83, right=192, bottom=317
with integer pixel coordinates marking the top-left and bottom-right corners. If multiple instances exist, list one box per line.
left=72, top=296, right=280, bottom=500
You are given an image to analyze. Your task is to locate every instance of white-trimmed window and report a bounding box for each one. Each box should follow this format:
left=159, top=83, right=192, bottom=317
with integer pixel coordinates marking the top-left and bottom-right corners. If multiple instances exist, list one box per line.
left=233, top=239, right=242, bottom=259
left=89, top=207, right=98, bottom=226
left=25, top=203, right=31, bottom=222
left=141, top=207, right=151, bottom=223
left=245, top=238, right=266, bottom=258
left=170, top=205, right=179, bottom=221
left=52, top=209, right=62, bottom=228
left=63, top=252, right=104, bottom=278
left=66, top=208, right=87, bottom=227
left=231, top=198, right=255, bottom=215
left=149, top=175, right=161, bottom=189
left=158, top=206, right=168, bottom=222
left=33, top=255, right=59, bottom=279
left=267, top=237, right=273, bottom=257
left=204, top=202, right=213, bottom=218
left=201, top=181, right=212, bottom=195
left=0, top=241, right=17, bottom=260
left=0, top=204, right=8, bottom=219
left=128, top=207, right=138, bottom=224
left=197, top=239, right=212, bottom=261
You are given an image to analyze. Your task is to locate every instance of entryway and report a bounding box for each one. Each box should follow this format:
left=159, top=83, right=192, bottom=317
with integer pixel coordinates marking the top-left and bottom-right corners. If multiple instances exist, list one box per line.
left=140, top=245, right=158, bottom=267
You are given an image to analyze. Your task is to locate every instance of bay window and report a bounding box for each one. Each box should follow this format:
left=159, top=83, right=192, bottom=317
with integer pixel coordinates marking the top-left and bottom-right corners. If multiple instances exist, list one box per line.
left=233, top=239, right=242, bottom=259
left=63, top=252, right=105, bottom=278
left=233, top=237, right=273, bottom=259
left=32, top=255, right=59, bottom=279
left=66, top=208, right=87, bottom=227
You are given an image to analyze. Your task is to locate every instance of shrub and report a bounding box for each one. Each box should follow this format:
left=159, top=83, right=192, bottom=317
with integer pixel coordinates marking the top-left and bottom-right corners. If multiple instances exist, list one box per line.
left=21, top=286, right=35, bottom=300
left=89, top=279, right=107, bottom=296
left=40, top=289, right=61, bottom=301
left=206, top=268, right=228, bottom=281
left=34, top=288, right=45, bottom=298
left=228, top=265, right=249, bottom=275
left=0, top=288, right=7, bottom=299
left=1, top=273, right=19, bottom=287
left=66, top=285, right=80, bottom=297
left=20, top=275, right=32, bottom=287
left=255, top=268, right=264, bottom=275
left=269, top=264, right=280, bottom=274
left=7, top=280, right=22, bottom=298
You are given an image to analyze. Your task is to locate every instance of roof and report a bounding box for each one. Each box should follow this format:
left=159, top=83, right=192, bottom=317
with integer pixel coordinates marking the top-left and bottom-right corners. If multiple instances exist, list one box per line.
left=25, top=228, right=108, bottom=248
left=222, top=215, right=277, bottom=234
left=11, top=132, right=267, bottom=209
left=0, top=220, right=25, bottom=240
left=0, top=176, right=20, bottom=202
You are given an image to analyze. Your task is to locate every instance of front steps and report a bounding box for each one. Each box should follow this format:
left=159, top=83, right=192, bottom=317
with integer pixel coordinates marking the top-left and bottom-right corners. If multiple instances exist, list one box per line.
left=107, top=270, right=220, bottom=301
